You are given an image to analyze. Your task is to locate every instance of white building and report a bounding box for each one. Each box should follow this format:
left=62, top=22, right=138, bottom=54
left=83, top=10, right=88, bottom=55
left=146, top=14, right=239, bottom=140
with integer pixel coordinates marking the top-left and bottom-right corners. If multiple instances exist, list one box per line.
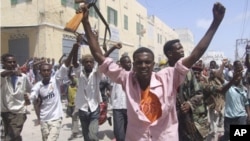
left=201, top=51, right=226, bottom=66
left=1, top=0, right=191, bottom=65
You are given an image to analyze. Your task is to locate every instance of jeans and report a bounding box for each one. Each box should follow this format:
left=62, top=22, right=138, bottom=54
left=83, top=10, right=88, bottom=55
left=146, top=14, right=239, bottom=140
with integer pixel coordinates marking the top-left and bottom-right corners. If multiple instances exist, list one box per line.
left=220, top=116, right=247, bottom=141
left=1, top=112, right=26, bottom=141
left=78, top=106, right=100, bottom=141
left=113, top=109, right=127, bottom=141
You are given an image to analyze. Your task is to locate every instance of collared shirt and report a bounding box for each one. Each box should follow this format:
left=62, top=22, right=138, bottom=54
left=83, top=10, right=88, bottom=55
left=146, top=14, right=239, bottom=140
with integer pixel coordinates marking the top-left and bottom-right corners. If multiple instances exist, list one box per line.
left=30, top=67, right=64, bottom=121
left=0, top=69, right=32, bottom=113
left=61, top=64, right=102, bottom=112
left=111, top=83, right=127, bottom=109
left=99, top=57, right=189, bottom=141
left=224, top=85, right=249, bottom=118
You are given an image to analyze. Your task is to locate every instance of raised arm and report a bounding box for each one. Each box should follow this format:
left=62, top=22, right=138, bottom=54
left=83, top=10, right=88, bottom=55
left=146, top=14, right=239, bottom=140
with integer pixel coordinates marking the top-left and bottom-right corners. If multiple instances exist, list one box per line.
left=64, top=35, right=82, bottom=68
left=81, top=4, right=106, bottom=65
left=104, top=43, right=122, bottom=57
left=182, top=2, right=225, bottom=68
left=58, top=53, right=66, bottom=66
left=217, top=67, right=243, bottom=94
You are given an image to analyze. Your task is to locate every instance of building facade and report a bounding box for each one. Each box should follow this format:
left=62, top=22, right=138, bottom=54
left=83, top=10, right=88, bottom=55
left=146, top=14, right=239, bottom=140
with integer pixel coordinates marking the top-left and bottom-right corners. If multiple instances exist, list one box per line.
left=174, top=28, right=195, bottom=57
left=1, top=0, right=185, bottom=65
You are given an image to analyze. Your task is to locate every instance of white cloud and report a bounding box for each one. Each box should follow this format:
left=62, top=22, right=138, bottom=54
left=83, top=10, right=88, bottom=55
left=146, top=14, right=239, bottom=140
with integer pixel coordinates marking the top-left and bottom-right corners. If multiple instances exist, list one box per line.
left=196, top=18, right=212, bottom=29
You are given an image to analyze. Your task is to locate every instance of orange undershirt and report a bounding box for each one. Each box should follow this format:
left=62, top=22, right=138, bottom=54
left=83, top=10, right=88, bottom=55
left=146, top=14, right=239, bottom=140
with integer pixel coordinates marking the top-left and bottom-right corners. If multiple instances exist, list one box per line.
left=140, top=87, right=162, bottom=123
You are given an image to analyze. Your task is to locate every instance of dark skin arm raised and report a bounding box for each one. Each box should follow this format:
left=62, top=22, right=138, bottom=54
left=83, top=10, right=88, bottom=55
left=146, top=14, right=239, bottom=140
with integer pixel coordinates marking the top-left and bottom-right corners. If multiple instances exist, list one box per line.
left=64, top=35, right=82, bottom=67
left=216, top=68, right=243, bottom=94
left=81, top=5, right=106, bottom=65
left=104, top=43, right=122, bottom=57
left=182, top=2, right=225, bottom=68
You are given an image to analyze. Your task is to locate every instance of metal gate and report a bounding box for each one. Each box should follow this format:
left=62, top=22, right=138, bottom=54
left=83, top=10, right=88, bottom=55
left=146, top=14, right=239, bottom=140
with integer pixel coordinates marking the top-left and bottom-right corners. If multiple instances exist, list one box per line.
left=8, top=36, right=29, bottom=66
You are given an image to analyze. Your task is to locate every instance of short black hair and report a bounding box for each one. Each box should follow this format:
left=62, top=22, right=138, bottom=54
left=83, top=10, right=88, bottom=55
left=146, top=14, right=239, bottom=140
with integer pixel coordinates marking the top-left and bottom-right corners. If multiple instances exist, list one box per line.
left=233, top=60, right=242, bottom=67
left=133, top=47, right=154, bottom=61
left=39, top=63, right=52, bottom=70
left=120, top=55, right=130, bottom=63
left=1, top=53, right=15, bottom=63
left=163, top=39, right=180, bottom=56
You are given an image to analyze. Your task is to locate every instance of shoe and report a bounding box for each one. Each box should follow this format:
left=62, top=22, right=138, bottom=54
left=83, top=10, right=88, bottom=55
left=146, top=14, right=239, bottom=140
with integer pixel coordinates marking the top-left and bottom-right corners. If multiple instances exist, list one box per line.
left=68, top=133, right=77, bottom=140
left=107, top=117, right=112, bottom=126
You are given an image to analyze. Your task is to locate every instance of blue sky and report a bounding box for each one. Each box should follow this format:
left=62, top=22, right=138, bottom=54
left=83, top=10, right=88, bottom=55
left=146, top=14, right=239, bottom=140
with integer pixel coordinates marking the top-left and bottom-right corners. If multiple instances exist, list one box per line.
left=137, top=0, right=250, bottom=61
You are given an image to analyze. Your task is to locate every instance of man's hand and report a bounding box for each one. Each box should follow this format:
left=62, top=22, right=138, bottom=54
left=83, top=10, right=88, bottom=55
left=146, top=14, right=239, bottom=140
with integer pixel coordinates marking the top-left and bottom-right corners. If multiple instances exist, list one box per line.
left=114, top=43, right=122, bottom=49
left=181, top=102, right=191, bottom=113
left=13, top=69, right=22, bottom=76
left=213, top=2, right=226, bottom=23
left=81, top=4, right=89, bottom=23
left=76, top=34, right=84, bottom=44
left=222, top=58, right=228, bottom=66
left=24, top=93, right=31, bottom=105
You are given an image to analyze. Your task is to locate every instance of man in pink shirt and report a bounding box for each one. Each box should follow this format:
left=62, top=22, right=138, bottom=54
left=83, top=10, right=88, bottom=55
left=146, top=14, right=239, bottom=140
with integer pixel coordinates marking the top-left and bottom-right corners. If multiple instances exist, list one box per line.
left=80, top=2, right=225, bottom=141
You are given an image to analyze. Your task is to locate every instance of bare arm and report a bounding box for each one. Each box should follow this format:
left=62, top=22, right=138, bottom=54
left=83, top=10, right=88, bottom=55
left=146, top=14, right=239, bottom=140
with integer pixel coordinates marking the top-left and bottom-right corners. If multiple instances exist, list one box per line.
left=104, top=43, right=122, bottom=57
left=58, top=54, right=66, bottom=65
left=217, top=68, right=243, bottom=94
left=64, top=35, right=82, bottom=67
left=81, top=5, right=106, bottom=65
left=1, top=69, right=22, bottom=77
left=182, top=2, right=225, bottom=68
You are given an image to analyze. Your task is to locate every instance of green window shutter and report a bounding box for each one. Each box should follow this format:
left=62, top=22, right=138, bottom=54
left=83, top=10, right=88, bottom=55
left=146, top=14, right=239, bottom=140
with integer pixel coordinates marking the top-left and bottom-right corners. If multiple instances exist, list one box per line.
left=74, top=3, right=79, bottom=10
left=95, top=1, right=99, bottom=18
left=114, top=10, right=117, bottom=26
left=89, top=7, right=95, bottom=17
left=11, top=0, right=18, bottom=5
left=61, top=0, right=67, bottom=6
left=107, top=7, right=111, bottom=24
left=124, top=15, right=128, bottom=30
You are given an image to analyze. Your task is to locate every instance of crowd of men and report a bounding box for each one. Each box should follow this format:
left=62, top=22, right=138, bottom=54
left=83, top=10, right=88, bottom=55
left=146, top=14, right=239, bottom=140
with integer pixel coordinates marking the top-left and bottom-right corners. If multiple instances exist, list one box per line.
left=1, top=2, right=250, bottom=141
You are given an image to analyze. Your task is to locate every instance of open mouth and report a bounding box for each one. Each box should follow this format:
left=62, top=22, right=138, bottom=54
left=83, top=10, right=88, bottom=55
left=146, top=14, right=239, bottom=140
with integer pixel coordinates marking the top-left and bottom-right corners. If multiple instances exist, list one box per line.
left=140, top=70, right=149, bottom=75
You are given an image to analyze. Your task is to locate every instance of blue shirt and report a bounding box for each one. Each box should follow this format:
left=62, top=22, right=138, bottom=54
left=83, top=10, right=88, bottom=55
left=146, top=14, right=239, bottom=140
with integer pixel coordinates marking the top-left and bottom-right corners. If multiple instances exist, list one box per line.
left=224, top=85, right=249, bottom=118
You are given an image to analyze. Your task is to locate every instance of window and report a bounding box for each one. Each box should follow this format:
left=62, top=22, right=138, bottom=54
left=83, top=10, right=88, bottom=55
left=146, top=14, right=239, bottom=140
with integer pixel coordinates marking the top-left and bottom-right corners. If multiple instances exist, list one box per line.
left=157, top=33, right=162, bottom=44
left=11, top=0, right=17, bottom=5
left=124, top=15, right=128, bottom=30
left=61, top=0, right=79, bottom=9
left=107, top=7, right=118, bottom=26
left=10, top=0, right=31, bottom=5
left=136, top=22, right=144, bottom=36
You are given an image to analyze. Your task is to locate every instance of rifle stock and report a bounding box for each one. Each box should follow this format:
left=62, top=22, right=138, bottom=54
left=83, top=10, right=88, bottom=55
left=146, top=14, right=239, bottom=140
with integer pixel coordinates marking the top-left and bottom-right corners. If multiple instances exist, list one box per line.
left=64, top=12, right=83, bottom=33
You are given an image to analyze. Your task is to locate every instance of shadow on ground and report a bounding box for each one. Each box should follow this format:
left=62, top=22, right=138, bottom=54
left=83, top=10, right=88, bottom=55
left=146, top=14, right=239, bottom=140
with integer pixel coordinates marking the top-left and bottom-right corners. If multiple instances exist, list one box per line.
left=98, top=129, right=114, bottom=140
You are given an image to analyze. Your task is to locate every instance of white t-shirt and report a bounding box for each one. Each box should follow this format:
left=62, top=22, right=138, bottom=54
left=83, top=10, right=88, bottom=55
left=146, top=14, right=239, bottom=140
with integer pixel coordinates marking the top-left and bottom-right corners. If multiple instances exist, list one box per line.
left=30, top=69, right=64, bottom=121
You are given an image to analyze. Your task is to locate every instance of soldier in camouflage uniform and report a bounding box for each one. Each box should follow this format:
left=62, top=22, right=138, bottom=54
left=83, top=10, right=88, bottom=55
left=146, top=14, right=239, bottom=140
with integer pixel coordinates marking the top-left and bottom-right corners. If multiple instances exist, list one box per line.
left=205, top=60, right=226, bottom=140
left=192, top=65, right=210, bottom=140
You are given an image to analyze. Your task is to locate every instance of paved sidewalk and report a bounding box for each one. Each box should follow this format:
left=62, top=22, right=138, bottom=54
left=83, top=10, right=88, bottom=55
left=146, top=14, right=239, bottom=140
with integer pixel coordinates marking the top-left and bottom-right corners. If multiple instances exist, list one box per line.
left=22, top=105, right=114, bottom=141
